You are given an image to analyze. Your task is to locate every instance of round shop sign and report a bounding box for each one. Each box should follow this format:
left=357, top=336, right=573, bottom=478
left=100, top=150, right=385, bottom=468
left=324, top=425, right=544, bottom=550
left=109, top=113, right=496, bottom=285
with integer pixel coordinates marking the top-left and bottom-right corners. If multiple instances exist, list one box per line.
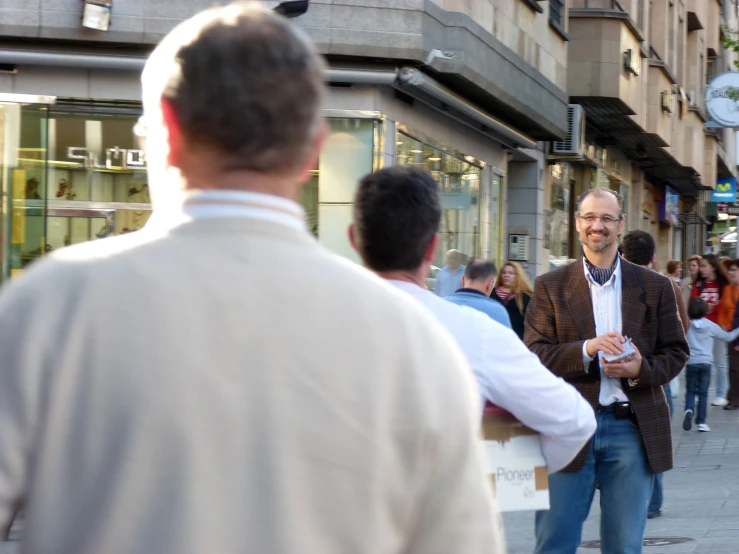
left=706, top=72, right=739, bottom=127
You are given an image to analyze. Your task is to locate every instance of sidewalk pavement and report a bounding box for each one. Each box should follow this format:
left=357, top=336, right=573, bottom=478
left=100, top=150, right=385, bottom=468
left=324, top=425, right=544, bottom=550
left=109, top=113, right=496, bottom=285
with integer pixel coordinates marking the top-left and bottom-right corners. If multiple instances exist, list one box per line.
left=503, top=381, right=739, bottom=553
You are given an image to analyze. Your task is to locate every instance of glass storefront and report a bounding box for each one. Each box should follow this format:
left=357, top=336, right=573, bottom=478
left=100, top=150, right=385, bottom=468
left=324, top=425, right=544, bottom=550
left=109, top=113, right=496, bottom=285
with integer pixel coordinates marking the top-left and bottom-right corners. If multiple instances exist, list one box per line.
left=297, top=117, right=382, bottom=262
left=0, top=97, right=149, bottom=281
left=395, top=129, right=483, bottom=277
left=1, top=102, right=496, bottom=288
left=547, top=163, right=571, bottom=270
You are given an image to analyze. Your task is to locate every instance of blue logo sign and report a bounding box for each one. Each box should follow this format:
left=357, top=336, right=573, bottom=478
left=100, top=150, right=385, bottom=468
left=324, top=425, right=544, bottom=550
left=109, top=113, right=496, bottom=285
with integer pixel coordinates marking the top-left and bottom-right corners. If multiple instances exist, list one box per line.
left=712, top=177, right=738, bottom=202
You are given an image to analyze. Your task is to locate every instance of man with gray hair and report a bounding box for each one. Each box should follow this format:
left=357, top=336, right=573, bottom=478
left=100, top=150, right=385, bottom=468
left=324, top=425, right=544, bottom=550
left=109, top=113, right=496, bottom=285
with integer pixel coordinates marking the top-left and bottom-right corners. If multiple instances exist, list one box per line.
left=0, top=4, right=501, bottom=554
left=446, top=259, right=512, bottom=328
left=435, top=248, right=466, bottom=296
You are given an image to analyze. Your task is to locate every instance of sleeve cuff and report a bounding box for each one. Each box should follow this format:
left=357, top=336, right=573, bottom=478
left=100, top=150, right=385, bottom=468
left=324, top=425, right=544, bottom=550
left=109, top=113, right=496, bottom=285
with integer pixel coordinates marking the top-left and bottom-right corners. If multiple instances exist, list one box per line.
left=582, top=341, right=594, bottom=372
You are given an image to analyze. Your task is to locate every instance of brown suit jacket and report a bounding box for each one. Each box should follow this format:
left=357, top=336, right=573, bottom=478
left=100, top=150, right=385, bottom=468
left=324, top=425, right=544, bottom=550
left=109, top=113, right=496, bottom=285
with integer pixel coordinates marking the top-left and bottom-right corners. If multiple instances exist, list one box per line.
left=524, top=258, right=689, bottom=474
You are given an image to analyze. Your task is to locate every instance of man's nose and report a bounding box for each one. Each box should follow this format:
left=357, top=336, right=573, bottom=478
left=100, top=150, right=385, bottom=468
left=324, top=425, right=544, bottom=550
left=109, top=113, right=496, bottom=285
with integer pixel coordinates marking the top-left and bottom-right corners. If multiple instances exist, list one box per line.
left=591, top=218, right=605, bottom=231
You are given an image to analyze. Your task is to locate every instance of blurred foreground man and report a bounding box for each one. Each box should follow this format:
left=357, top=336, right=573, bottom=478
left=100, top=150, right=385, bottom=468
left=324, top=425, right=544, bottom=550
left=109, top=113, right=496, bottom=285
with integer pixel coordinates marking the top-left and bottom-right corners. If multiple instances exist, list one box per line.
left=349, top=166, right=596, bottom=474
left=0, top=4, right=501, bottom=554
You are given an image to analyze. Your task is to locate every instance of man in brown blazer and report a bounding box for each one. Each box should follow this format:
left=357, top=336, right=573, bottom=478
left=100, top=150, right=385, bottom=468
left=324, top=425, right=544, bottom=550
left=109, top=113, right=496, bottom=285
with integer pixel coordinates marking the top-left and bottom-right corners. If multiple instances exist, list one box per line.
left=525, top=188, right=689, bottom=554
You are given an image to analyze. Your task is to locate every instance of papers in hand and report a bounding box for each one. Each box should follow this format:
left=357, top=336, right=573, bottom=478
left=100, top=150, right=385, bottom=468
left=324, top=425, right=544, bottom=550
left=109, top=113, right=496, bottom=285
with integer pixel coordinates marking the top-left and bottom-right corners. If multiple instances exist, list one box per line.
left=602, top=337, right=635, bottom=364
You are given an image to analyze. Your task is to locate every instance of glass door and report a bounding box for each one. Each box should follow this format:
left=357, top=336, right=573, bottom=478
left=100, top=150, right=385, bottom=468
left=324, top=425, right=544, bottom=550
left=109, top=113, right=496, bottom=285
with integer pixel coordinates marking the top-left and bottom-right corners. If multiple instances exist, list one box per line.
left=0, top=96, right=53, bottom=281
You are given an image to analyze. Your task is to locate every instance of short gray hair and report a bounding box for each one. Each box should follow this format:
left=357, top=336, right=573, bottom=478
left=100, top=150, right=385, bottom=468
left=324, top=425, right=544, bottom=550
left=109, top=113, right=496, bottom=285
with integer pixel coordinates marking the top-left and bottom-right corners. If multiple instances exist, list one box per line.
left=575, top=187, right=625, bottom=218
left=142, top=1, right=325, bottom=174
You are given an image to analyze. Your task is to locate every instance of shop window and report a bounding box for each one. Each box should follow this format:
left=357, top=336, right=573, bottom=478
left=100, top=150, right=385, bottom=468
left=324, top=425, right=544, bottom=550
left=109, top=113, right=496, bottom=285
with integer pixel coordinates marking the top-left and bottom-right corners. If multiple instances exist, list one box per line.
left=0, top=102, right=152, bottom=280
left=297, top=117, right=380, bottom=262
left=548, top=181, right=571, bottom=270
left=395, top=131, right=482, bottom=294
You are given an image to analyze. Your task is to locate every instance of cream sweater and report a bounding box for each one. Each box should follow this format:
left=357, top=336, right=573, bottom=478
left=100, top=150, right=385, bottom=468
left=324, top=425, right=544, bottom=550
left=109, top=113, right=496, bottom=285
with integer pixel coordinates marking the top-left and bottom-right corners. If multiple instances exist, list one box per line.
left=0, top=217, right=502, bottom=554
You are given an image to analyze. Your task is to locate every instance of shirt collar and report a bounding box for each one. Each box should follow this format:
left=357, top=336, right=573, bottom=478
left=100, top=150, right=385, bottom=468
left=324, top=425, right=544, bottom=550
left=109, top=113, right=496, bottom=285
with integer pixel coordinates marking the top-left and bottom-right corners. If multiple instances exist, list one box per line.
left=179, top=189, right=307, bottom=233
left=455, top=288, right=488, bottom=298
left=583, top=254, right=621, bottom=288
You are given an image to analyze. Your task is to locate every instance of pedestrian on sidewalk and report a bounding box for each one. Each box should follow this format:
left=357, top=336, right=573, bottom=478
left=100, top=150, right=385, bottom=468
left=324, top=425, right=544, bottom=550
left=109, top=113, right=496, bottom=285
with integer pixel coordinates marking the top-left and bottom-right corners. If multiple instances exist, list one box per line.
left=490, top=261, right=532, bottom=340
left=666, top=260, right=683, bottom=287
left=0, top=5, right=504, bottom=554
left=620, top=230, right=689, bottom=520
left=445, top=259, right=513, bottom=328
left=722, top=259, right=739, bottom=409
left=691, top=254, right=731, bottom=406
left=525, top=187, right=689, bottom=554
left=683, top=297, right=739, bottom=432
left=682, top=255, right=701, bottom=305
left=349, top=166, right=596, bottom=475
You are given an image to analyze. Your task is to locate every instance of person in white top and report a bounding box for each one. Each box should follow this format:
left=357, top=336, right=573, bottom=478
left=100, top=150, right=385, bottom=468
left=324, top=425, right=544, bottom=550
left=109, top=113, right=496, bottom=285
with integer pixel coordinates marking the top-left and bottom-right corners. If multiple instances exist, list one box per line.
left=348, top=166, right=596, bottom=473
left=0, top=4, right=502, bottom=554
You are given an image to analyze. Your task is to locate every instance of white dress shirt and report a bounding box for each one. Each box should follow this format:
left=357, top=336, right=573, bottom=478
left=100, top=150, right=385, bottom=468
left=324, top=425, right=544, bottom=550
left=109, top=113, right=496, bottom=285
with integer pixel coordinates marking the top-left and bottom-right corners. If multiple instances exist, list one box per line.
left=581, top=257, right=630, bottom=405
left=388, top=280, right=596, bottom=473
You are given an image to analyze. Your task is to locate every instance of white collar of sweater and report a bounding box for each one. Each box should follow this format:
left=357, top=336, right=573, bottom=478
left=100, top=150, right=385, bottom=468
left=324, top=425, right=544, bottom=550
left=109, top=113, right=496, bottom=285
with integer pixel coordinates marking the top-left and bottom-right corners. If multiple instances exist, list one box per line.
left=180, top=189, right=307, bottom=233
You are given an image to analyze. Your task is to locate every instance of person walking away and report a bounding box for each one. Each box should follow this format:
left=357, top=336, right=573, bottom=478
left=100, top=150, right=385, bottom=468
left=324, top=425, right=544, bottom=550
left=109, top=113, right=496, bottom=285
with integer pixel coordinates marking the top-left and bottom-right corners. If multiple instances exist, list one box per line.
left=434, top=249, right=465, bottom=297
left=682, top=255, right=701, bottom=305
left=349, top=166, right=596, bottom=476
left=446, top=259, right=512, bottom=329
left=490, top=261, right=532, bottom=340
left=666, top=260, right=682, bottom=287
left=620, top=230, right=689, bottom=520
left=722, top=259, right=739, bottom=410
left=525, top=188, right=689, bottom=554
left=691, top=254, right=731, bottom=406
left=0, top=5, right=504, bottom=554
left=683, top=298, right=739, bottom=432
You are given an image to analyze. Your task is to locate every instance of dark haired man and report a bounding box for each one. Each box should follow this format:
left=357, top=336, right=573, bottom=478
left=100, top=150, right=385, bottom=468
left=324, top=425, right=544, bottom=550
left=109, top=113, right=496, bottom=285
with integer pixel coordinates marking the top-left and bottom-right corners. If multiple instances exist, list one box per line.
left=350, top=165, right=596, bottom=476
left=621, top=229, right=689, bottom=519
left=526, top=188, right=689, bottom=553
left=446, top=259, right=512, bottom=328
left=0, top=4, right=504, bottom=554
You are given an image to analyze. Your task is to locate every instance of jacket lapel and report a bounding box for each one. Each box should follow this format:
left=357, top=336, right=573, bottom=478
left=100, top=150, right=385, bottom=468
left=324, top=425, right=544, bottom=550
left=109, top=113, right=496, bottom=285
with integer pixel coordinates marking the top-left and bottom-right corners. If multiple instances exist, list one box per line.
left=620, top=259, right=647, bottom=340
left=565, top=260, right=596, bottom=340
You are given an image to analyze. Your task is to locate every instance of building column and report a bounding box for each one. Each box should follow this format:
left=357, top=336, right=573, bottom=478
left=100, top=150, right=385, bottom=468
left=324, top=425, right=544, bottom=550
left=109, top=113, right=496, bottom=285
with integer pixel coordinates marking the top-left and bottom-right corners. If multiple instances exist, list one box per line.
left=506, top=147, right=546, bottom=281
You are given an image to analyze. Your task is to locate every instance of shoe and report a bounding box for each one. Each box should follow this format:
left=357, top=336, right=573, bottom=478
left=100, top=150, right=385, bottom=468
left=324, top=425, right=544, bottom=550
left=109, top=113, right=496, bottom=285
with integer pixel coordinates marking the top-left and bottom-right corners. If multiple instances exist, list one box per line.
left=697, top=423, right=711, bottom=432
left=683, top=409, right=693, bottom=431
left=712, top=397, right=729, bottom=407
left=647, top=510, right=662, bottom=519
left=724, top=404, right=739, bottom=410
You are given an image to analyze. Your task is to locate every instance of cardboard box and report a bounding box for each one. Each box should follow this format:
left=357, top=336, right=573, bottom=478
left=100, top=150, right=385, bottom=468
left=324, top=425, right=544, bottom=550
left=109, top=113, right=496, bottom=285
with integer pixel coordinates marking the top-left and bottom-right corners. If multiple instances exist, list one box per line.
left=481, top=403, right=550, bottom=512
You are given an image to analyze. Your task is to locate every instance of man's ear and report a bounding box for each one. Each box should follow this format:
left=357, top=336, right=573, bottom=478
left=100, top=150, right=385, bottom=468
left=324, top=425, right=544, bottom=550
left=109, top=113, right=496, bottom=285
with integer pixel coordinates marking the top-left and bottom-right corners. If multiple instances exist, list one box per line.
left=161, top=98, right=183, bottom=167
left=486, top=276, right=496, bottom=295
left=296, top=121, right=328, bottom=183
left=348, top=223, right=358, bottom=253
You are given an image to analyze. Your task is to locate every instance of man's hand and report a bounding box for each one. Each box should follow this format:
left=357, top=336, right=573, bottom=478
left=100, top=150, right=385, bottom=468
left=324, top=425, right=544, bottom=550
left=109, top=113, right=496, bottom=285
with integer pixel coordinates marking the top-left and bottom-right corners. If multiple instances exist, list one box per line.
left=586, top=331, right=626, bottom=358
left=603, top=342, right=643, bottom=379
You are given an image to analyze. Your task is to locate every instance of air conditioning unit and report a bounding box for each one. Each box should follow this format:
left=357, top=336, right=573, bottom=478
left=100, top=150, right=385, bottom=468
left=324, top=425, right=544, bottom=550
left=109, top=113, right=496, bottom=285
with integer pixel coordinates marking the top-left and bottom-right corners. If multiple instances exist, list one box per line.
left=551, top=104, right=585, bottom=156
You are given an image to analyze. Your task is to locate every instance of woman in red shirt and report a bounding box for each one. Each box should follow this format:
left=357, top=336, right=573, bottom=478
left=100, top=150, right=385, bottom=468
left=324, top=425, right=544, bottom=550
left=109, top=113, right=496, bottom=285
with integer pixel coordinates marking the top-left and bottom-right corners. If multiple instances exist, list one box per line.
left=692, top=254, right=731, bottom=405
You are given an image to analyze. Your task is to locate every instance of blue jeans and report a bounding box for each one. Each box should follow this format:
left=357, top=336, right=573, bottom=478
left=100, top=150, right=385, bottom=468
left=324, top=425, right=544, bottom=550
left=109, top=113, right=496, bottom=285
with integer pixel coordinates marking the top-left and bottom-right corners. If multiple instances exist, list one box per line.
left=714, top=339, right=728, bottom=399
left=685, top=363, right=711, bottom=425
left=648, top=385, right=672, bottom=515
left=534, top=412, right=654, bottom=554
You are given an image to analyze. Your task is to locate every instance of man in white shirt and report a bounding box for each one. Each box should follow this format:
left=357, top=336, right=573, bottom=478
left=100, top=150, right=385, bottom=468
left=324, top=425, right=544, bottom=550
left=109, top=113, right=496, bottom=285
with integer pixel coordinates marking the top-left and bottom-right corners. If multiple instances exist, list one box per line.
left=349, top=166, right=596, bottom=473
left=525, top=188, right=689, bottom=554
left=0, top=4, right=502, bottom=554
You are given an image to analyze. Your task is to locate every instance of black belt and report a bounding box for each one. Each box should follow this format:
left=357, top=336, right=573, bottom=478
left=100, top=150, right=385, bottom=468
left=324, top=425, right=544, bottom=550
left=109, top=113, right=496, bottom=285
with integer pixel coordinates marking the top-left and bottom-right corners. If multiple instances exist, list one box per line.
left=597, top=402, right=633, bottom=419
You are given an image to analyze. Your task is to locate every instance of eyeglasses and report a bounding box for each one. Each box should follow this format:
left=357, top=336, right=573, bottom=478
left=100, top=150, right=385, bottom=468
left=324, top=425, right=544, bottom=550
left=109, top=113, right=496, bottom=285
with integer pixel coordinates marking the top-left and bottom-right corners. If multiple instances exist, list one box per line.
left=576, top=214, right=622, bottom=225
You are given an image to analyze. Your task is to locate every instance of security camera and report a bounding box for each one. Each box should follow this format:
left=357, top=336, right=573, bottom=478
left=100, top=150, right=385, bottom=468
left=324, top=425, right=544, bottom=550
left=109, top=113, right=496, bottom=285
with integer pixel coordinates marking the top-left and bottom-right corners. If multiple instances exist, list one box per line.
left=274, top=1, right=309, bottom=18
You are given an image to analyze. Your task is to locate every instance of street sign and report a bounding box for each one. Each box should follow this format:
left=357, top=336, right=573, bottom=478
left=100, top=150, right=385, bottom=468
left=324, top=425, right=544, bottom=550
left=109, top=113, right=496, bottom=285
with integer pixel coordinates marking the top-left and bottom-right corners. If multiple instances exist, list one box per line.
left=706, top=72, right=739, bottom=127
left=711, top=177, right=738, bottom=202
